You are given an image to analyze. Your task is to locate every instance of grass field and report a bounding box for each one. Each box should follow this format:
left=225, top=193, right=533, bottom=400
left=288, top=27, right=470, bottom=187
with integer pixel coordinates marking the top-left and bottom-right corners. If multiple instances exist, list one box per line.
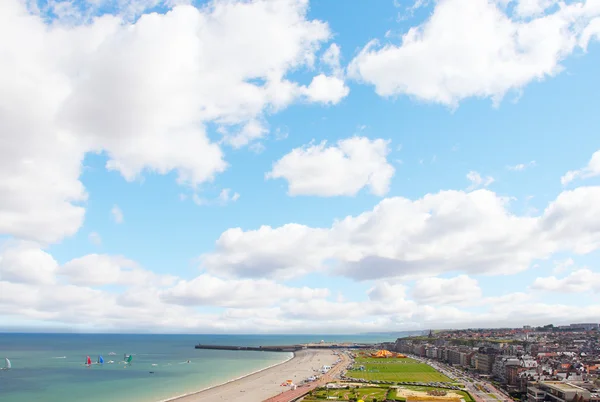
left=304, top=385, right=474, bottom=402
left=400, top=385, right=475, bottom=402
left=350, top=357, right=452, bottom=383
left=304, top=386, right=389, bottom=401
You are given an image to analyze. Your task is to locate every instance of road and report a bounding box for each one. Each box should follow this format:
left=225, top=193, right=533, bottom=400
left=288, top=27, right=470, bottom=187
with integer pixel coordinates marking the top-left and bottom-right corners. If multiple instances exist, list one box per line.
left=411, top=356, right=511, bottom=402
left=262, top=351, right=351, bottom=402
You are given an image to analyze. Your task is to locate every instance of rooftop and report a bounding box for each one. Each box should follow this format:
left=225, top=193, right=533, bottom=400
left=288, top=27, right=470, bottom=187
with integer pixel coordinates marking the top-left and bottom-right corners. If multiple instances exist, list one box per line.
left=542, top=381, right=588, bottom=392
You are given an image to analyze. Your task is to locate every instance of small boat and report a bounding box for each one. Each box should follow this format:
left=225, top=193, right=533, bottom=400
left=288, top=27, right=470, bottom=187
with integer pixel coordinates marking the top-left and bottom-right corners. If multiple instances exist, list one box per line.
left=107, top=360, right=115, bottom=364
left=85, top=356, right=92, bottom=366
left=124, top=354, right=133, bottom=364
left=97, top=355, right=104, bottom=365
left=108, top=352, right=116, bottom=356
left=1, top=357, right=10, bottom=370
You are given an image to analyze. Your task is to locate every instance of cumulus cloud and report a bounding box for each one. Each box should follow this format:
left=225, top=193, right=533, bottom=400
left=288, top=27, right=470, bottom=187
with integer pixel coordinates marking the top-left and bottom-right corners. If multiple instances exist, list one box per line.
left=411, top=275, right=482, bottom=305
left=0, top=0, right=340, bottom=244
left=348, top=0, right=600, bottom=106
left=303, top=74, right=349, bottom=104
left=466, top=171, right=495, bottom=190
left=321, top=43, right=343, bottom=76
left=59, top=254, right=176, bottom=287
left=266, top=137, right=395, bottom=197
left=162, top=274, right=329, bottom=308
left=201, top=186, right=600, bottom=281
left=0, top=241, right=58, bottom=285
left=3, top=240, right=600, bottom=332
left=531, top=268, right=600, bottom=293
left=561, top=149, right=600, bottom=185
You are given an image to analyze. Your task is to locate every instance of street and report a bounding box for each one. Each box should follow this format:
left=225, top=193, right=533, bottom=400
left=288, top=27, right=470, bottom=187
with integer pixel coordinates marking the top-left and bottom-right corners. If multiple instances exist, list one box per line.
left=412, top=356, right=511, bottom=402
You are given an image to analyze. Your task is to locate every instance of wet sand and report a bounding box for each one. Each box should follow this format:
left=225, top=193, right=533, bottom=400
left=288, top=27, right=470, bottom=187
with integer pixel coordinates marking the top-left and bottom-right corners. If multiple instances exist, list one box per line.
left=166, top=349, right=338, bottom=402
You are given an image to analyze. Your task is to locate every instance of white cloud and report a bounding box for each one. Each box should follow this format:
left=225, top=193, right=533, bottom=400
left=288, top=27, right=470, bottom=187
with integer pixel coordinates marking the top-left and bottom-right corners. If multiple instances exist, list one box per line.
left=161, top=274, right=329, bottom=308
left=348, top=0, right=600, bottom=106
left=303, top=74, right=350, bottom=105
left=483, top=292, right=533, bottom=305
left=580, top=17, right=600, bottom=48
left=466, top=171, right=495, bottom=190
left=411, top=275, right=482, bottom=305
left=266, top=137, right=395, bottom=197
left=220, top=120, right=269, bottom=149
left=0, top=0, right=337, bottom=244
left=88, top=232, right=102, bottom=246
left=0, top=241, right=58, bottom=285
left=111, top=205, right=124, bottom=224
left=3, top=241, right=600, bottom=332
left=368, top=281, right=407, bottom=302
left=552, top=257, right=574, bottom=274
left=192, top=188, right=240, bottom=206
left=561, top=149, right=600, bottom=185
left=218, top=188, right=240, bottom=204
left=513, top=0, right=558, bottom=17
left=507, top=160, right=536, bottom=171
left=531, top=268, right=600, bottom=293
left=201, top=186, right=600, bottom=281
left=59, top=254, right=176, bottom=287
left=321, top=43, right=342, bottom=76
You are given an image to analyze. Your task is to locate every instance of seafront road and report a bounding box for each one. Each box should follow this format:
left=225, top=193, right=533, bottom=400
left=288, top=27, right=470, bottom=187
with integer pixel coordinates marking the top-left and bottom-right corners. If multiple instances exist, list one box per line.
left=417, top=357, right=511, bottom=402
left=262, top=352, right=351, bottom=402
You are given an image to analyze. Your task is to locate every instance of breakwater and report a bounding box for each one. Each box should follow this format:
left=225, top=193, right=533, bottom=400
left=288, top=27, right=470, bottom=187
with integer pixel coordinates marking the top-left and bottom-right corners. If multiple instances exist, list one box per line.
left=194, top=343, right=377, bottom=352
left=194, top=344, right=301, bottom=352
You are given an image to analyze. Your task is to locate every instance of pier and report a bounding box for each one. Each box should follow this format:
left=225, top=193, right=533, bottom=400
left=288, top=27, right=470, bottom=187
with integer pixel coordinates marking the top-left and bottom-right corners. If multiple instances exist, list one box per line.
left=194, top=344, right=302, bottom=352
left=194, top=342, right=377, bottom=352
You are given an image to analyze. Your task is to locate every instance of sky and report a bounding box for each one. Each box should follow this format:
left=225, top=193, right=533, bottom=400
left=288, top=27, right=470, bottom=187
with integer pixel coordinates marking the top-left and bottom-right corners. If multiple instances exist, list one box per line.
left=1, top=0, right=600, bottom=334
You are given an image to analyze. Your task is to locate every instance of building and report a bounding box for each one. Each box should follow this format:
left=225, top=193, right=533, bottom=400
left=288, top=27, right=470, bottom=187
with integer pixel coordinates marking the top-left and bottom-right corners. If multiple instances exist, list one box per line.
left=492, top=356, right=520, bottom=382
left=570, top=323, right=599, bottom=331
left=476, top=353, right=496, bottom=374
left=527, top=381, right=591, bottom=402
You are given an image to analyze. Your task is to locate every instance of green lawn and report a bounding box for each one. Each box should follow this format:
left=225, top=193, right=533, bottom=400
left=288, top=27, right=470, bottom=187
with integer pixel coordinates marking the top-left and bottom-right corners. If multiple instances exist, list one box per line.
left=349, top=357, right=452, bottom=383
left=304, top=385, right=474, bottom=402
left=400, top=385, right=475, bottom=402
left=304, top=386, right=388, bottom=401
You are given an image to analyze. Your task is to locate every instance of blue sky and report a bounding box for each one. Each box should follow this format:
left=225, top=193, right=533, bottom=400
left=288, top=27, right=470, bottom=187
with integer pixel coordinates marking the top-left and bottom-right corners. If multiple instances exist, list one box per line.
left=1, top=0, right=600, bottom=333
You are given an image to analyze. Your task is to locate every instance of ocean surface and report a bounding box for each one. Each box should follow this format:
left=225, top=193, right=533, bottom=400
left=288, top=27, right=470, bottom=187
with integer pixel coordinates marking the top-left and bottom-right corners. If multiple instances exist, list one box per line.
left=0, top=333, right=395, bottom=402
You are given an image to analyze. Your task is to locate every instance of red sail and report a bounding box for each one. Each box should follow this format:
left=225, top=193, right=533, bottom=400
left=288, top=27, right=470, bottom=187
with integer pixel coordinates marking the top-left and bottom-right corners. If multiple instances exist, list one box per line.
left=86, top=356, right=92, bottom=365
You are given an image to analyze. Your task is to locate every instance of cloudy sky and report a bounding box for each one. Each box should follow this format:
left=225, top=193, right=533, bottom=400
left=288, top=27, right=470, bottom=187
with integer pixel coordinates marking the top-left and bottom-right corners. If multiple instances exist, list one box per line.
left=1, top=0, right=600, bottom=334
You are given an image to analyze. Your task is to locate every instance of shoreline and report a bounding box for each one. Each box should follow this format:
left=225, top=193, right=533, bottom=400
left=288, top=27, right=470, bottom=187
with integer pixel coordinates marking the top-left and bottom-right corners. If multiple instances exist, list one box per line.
left=157, top=352, right=295, bottom=402
left=160, top=349, right=339, bottom=402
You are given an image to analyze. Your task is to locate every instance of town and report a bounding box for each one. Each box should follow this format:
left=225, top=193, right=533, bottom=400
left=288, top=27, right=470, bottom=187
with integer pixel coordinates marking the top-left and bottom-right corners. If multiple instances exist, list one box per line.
left=380, top=324, right=600, bottom=402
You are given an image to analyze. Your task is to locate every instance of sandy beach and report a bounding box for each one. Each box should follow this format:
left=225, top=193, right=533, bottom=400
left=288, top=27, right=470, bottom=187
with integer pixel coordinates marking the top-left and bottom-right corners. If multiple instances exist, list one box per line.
left=167, top=349, right=339, bottom=402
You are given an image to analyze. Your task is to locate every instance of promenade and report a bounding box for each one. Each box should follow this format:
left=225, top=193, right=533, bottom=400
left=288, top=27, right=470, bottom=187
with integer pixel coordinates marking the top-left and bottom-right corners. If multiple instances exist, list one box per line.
left=263, top=352, right=351, bottom=402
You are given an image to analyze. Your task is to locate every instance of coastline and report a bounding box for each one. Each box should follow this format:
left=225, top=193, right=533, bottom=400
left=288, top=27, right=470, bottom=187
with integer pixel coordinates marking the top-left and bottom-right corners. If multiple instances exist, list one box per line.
left=157, top=351, right=295, bottom=402
left=161, top=349, right=338, bottom=402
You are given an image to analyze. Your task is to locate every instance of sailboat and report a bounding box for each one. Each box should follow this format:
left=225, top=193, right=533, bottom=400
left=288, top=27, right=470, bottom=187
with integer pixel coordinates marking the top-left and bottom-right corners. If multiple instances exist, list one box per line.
left=85, top=356, right=92, bottom=366
left=1, top=357, right=10, bottom=370
left=97, top=355, right=104, bottom=365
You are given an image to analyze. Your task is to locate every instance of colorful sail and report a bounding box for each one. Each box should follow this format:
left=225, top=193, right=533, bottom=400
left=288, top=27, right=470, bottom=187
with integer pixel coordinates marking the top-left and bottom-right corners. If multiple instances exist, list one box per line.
left=4, top=358, right=10, bottom=369
left=86, top=356, right=92, bottom=365
left=98, top=355, right=104, bottom=364
left=126, top=354, right=133, bottom=363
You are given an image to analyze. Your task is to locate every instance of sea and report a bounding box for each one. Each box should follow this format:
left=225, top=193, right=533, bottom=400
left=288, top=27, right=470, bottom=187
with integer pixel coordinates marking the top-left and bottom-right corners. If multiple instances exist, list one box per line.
left=0, top=333, right=398, bottom=402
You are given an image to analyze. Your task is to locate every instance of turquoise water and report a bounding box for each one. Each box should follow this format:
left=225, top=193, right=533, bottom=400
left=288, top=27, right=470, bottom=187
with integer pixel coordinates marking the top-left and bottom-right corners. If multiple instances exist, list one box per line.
left=0, top=333, right=394, bottom=402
